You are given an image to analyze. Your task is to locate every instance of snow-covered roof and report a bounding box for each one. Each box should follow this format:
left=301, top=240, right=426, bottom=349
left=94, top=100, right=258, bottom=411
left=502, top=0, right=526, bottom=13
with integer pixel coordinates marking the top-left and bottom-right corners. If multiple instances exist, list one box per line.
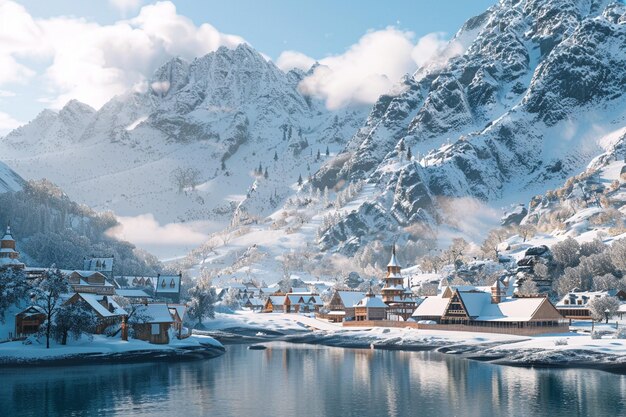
left=83, top=257, right=114, bottom=272
left=155, top=275, right=181, bottom=294
left=115, top=289, right=150, bottom=298
left=355, top=295, right=388, bottom=308
left=169, top=304, right=187, bottom=320
left=387, top=247, right=401, bottom=268
left=268, top=296, right=285, bottom=306
left=290, top=287, right=308, bottom=293
left=412, top=296, right=449, bottom=317
left=337, top=291, right=366, bottom=308
left=136, top=303, right=175, bottom=323
left=76, top=293, right=127, bottom=318
left=556, top=289, right=624, bottom=307
left=0, top=257, right=23, bottom=267
left=2, top=225, right=14, bottom=241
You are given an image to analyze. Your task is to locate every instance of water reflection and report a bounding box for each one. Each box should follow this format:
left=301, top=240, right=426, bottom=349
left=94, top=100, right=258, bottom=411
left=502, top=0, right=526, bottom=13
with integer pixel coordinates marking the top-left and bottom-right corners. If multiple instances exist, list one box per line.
left=1, top=342, right=625, bottom=417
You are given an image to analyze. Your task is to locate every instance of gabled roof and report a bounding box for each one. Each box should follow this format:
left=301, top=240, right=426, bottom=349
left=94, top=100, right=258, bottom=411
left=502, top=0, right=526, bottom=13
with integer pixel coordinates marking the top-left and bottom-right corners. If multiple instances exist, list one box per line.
left=412, top=296, right=449, bottom=317
left=268, top=296, right=285, bottom=306
left=155, top=275, right=181, bottom=294
left=75, top=293, right=127, bottom=318
left=135, top=303, right=175, bottom=323
left=355, top=295, right=387, bottom=308
left=337, top=291, right=366, bottom=308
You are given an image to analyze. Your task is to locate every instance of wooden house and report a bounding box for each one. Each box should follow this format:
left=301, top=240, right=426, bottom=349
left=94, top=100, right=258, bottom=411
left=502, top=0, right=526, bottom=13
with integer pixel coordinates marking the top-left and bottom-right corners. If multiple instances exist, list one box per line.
left=326, top=291, right=366, bottom=321
left=244, top=297, right=265, bottom=311
left=412, top=281, right=567, bottom=335
left=354, top=292, right=388, bottom=321
left=283, top=294, right=323, bottom=313
left=68, top=271, right=115, bottom=295
left=14, top=306, right=46, bottom=337
left=556, top=289, right=626, bottom=320
left=264, top=296, right=286, bottom=313
left=154, top=274, right=182, bottom=303
left=132, top=303, right=177, bottom=344
left=66, top=293, right=127, bottom=334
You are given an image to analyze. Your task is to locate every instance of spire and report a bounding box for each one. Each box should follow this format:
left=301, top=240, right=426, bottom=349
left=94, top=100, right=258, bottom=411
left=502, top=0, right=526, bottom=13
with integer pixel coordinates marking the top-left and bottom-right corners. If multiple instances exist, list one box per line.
left=387, top=244, right=400, bottom=268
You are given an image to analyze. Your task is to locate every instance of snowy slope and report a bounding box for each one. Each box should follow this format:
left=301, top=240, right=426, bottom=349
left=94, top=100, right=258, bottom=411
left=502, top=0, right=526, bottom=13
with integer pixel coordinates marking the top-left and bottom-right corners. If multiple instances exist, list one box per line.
left=0, top=44, right=366, bottom=257
left=0, top=160, right=25, bottom=193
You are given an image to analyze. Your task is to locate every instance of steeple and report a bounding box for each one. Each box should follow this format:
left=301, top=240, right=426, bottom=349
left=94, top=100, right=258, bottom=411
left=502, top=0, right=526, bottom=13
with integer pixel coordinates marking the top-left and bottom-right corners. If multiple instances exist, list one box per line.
left=387, top=244, right=401, bottom=273
left=0, top=223, right=23, bottom=269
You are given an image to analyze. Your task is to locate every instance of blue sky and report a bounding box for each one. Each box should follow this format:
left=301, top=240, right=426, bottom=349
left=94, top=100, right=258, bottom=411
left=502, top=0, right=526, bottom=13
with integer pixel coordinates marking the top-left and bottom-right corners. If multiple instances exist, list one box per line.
left=0, top=0, right=495, bottom=133
left=18, top=1, right=496, bottom=58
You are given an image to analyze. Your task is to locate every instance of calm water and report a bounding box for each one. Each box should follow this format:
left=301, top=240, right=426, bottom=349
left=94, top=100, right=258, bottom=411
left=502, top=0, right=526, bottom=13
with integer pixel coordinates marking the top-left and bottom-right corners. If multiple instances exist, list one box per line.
left=2, top=342, right=626, bottom=417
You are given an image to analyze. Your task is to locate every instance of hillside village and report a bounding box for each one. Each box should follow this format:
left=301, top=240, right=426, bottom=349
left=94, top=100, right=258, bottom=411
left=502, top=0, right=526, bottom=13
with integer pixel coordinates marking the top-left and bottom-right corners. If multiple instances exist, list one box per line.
left=5, top=214, right=626, bottom=363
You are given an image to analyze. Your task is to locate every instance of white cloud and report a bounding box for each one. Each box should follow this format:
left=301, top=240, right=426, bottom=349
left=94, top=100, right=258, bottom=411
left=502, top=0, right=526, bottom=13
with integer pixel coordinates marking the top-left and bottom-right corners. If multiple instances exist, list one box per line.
left=107, top=213, right=208, bottom=247
left=288, top=28, right=454, bottom=110
left=0, top=111, right=22, bottom=136
left=109, top=0, right=143, bottom=16
left=0, top=0, right=245, bottom=110
left=275, top=50, right=316, bottom=72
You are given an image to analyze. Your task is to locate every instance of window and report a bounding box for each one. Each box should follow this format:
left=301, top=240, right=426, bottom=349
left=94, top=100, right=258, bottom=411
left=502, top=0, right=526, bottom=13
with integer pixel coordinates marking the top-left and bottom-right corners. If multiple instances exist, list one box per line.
left=170, top=279, right=175, bottom=288
left=151, top=324, right=160, bottom=335
left=162, top=280, right=166, bottom=288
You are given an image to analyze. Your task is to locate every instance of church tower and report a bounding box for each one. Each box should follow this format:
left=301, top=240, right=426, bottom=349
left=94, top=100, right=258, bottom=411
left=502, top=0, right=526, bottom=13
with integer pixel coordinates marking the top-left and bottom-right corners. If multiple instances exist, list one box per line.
left=381, top=245, right=404, bottom=303
left=0, top=225, right=24, bottom=269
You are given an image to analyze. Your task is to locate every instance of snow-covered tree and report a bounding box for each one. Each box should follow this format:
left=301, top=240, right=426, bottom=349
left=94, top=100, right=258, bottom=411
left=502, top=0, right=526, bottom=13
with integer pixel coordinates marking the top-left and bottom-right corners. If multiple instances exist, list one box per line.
left=0, top=268, right=28, bottom=323
left=32, top=268, right=71, bottom=349
left=222, top=287, right=242, bottom=310
left=297, top=174, right=303, bottom=186
left=551, top=237, right=580, bottom=270
left=517, top=279, right=539, bottom=296
left=187, top=276, right=217, bottom=328
left=588, top=296, right=621, bottom=323
left=53, top=300, right=97, bottom=345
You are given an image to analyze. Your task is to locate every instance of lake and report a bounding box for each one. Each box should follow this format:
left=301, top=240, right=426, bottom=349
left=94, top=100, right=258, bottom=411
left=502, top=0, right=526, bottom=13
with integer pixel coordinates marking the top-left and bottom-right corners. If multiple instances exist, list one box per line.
left=1, top=342, right=625, bottom=417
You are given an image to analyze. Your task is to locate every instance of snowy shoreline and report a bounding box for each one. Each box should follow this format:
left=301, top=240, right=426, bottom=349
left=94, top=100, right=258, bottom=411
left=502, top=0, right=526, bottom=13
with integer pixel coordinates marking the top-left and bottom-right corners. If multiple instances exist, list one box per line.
left=0, top=335, right=225, bottom=367
left=201, top=312, right=626, bottom=374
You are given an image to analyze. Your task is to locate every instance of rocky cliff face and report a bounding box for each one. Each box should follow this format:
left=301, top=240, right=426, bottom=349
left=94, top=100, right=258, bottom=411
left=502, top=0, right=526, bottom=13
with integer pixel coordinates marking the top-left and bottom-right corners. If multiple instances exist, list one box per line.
left=313, top=0, right=626, bottom=253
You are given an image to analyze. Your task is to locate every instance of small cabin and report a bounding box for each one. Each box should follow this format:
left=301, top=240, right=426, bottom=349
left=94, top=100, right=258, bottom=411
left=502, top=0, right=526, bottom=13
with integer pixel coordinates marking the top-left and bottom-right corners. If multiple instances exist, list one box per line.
left=132, top=304, right=177, bottom=344
left=154, top=274, right=182, bottom=303
left=326, top=291, right=366, bottom=321
left=354, top=293, right=388, bottom=321
left=556, top=289, right=626, bottom=320
left=264, top=296, right=286, bottom=313
left=68, top=271, right=115, bottom=295
left=15, top=306, right=46, bottom=337
left=244, top=297, right=265, bottom=311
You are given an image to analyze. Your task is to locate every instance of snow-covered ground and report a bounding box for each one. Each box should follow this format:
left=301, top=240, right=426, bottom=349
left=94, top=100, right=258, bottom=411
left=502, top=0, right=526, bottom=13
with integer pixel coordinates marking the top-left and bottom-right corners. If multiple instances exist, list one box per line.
left=0, top=334, right=223, bottom=364
left=202, top=311, right=626, bottom=371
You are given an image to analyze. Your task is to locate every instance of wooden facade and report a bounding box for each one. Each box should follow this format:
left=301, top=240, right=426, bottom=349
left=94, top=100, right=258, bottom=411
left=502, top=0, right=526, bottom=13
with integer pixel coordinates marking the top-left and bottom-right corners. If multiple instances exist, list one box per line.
left=14, top=306, right=46, bottom=337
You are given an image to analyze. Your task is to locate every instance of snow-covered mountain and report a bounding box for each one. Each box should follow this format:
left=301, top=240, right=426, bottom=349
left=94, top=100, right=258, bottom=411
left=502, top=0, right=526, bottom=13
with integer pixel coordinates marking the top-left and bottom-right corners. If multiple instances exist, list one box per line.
left=311, top=0, right=626, bottom=253
left=0, top=44, right=366, bottom=244
left=0, top=160, right=24, bottom=193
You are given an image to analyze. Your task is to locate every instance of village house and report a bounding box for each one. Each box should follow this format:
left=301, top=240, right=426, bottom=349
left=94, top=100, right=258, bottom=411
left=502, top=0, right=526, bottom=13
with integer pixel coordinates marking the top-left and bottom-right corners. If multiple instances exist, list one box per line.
left=381, top=246, right=418, bottom=321
left=243, top=297, right=265, bottom=311
left=132, top=303, right=179, bottom=344
left=556, top=289, right=626, bottom=320
left=154, top=274, right=182, bottom=303
left=264, top=295, right=286, bottom=312
left=354, top=291, right=388, bottom=321
left=66, top=293, right=127, bottom=334
left=324, top=291, right=366, bottom=322
left=283, top=293, right=323, bottom=313
left=83, top=256, right=114, bottom=280
left=67, top=270, right=115, bottom=295
left=14, top=306, right=46, bottom=338
left=412, top=281, right=568, bottom=335
left=114, top=288, right=153, bottom=304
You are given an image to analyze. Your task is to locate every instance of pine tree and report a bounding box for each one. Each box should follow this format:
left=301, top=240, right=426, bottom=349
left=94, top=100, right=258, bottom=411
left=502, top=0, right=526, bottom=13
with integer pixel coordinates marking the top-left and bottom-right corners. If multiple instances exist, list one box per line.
left=297, top=174, right=303, bottom=186
left=316, top=149, right=321, bottom=161
left=407, top=147, right=413, bottom=160
left=325, top=146, right=330, bottom=156
left=399, top=139, right=406, bottom=152
left=264, top=167, right=269, bottom=179
left=258, top=162, right=263, bottom=176
left=274, top=150, right=278, bottom=161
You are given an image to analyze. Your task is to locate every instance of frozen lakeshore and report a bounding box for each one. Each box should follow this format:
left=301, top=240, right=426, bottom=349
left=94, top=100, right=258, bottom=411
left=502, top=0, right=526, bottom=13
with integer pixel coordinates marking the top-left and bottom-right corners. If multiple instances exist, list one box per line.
left=201, top=311, right=626, bottom=373
left=0, top=334, right=225, bottom=367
